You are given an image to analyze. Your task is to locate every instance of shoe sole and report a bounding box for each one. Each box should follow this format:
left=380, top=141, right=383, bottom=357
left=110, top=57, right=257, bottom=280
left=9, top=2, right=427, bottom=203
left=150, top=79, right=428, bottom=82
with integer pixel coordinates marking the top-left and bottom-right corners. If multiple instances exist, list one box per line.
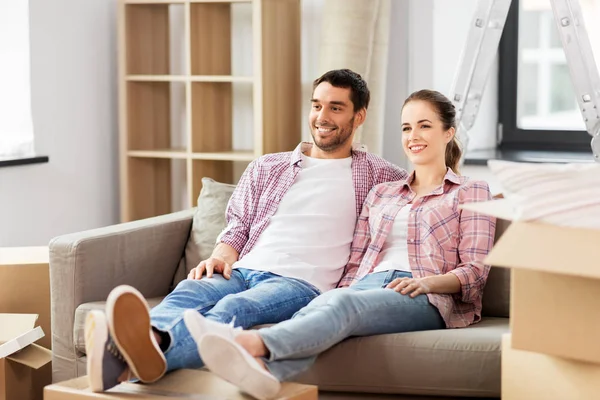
left=85, top=311, right=108, bottom=392
left=106, top=285, right=166, bottom=383
left=200, top=334, right=281, bottom=400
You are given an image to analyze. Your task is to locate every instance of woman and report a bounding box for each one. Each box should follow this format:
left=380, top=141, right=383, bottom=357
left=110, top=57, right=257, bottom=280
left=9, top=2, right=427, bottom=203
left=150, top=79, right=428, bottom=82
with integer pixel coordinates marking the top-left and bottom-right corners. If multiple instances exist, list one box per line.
left=184, top=90, right=496, bottom=400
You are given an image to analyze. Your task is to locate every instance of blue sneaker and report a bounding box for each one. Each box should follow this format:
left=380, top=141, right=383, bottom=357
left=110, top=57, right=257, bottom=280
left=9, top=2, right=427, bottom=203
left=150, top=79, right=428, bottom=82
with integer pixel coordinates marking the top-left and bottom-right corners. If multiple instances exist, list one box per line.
left=106, top=285, right=167, bottom=384
left=84, top=310, right=129, bottom=392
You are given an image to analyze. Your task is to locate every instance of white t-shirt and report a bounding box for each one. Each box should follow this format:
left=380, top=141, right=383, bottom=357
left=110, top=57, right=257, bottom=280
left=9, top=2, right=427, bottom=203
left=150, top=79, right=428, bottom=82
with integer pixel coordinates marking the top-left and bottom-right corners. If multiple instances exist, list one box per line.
left=373, top=205, right=412, bottom=273
left=234, top=154, right=356, bottom=293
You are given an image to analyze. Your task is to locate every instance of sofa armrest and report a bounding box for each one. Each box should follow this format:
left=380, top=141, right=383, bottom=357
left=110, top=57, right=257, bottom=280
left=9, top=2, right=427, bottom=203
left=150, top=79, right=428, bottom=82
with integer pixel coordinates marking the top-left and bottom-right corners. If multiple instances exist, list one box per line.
left=48, top=209, right=194, bottom=382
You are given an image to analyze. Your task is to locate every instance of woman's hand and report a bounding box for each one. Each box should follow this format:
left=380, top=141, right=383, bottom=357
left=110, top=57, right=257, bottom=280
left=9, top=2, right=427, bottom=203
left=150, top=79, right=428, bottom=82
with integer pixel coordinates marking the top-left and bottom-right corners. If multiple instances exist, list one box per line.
left=386, top=273, right=461, bottom=296
left=386, top=277, right=432, bottom=298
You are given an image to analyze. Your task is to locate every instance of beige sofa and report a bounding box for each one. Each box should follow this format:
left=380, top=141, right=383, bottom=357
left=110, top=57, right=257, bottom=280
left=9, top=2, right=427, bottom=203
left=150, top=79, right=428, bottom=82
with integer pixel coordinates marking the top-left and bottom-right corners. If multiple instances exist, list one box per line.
left=49, top=187, right=510, bottom=399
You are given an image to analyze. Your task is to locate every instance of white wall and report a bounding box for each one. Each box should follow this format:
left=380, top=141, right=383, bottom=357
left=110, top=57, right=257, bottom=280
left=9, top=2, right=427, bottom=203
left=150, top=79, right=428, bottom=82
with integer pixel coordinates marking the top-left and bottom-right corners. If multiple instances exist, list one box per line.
left=0, top=0, right=119, bottom=246
left=301, top=0, right=324, bottom=142
left=432, top=0, right=499, bottom=152
left=407, top=0, right=500, bottom=188
left=434, top=0, right=501, bottom=190
left=301, top=0, right=412, bottom=168
left=407, top=0, right=498, bottom=152
left=0, top=0, right=503, bottom=247
left=302, top=0, right=502, bottom=185
left=382, top=0, right=410, bottom=168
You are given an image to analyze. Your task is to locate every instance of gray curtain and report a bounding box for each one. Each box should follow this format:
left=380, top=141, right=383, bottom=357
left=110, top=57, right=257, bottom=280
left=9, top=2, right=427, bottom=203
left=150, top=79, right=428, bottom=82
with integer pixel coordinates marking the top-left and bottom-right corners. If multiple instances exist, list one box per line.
left=317, top=0, right=392, bottom=155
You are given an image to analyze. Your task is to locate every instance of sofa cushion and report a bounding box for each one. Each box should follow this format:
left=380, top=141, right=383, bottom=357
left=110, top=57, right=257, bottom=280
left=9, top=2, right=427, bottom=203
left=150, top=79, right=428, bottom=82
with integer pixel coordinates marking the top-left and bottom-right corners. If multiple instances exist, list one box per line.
left=295, top=317, right=509, bottom=398
left=481, top=266, right=510, bottom=318
left=481, top=218, right=512, bottom=318
left=73, top=297, right=165, bottom=354
left=173, top=178, right=236, bottom=286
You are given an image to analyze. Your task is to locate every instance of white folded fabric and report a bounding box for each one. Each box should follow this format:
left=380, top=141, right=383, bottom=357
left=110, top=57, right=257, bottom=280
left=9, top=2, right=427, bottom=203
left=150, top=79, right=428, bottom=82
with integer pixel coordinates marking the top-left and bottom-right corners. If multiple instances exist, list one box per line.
left=487, top=160, right=600, bottom=229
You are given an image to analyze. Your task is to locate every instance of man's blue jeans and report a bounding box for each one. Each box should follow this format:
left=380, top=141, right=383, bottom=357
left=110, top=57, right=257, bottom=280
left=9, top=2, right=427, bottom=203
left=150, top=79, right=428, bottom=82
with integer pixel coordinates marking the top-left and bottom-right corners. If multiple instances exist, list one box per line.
left=149, top=268, right=321, bottom=371
left=258, top=270, right=446, bottom=381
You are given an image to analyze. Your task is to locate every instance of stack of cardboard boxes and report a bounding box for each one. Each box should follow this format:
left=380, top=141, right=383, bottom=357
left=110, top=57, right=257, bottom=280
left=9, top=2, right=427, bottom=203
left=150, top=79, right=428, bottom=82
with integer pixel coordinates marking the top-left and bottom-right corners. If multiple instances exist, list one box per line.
left=0, top=247, right=53, bottom=400
left=464, top=199, right=600, bottom=399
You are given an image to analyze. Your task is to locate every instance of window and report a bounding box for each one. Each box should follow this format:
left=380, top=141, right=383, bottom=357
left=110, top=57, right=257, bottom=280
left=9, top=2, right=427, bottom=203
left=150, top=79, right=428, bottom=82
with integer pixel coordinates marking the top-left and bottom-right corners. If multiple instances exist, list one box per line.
left=0, top=1, right=35, bottom=159
left=498, top=0, right=599, bottom=152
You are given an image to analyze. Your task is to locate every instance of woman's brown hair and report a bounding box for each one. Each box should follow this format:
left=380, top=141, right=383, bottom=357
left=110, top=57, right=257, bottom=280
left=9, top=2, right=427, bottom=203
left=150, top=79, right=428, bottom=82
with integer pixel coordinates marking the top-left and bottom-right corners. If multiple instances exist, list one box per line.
left=403, top=89, right=462, bottom=173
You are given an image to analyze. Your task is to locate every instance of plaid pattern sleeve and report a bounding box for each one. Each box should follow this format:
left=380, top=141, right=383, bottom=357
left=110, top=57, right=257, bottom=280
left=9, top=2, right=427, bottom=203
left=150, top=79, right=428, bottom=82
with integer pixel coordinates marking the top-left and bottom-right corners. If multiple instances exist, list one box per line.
left=338, top=188, right=375, bottom=287
left=377, top=161, right=409, bottom=185
left=448, top=180, right=496, bottom=304
left=217, top=160, right=259, bottom=254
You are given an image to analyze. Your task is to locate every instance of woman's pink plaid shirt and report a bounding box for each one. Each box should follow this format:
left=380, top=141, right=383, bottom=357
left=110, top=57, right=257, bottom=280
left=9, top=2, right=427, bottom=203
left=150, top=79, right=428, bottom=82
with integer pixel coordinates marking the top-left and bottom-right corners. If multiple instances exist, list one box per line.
left=339, top=169, right=496, bottom=328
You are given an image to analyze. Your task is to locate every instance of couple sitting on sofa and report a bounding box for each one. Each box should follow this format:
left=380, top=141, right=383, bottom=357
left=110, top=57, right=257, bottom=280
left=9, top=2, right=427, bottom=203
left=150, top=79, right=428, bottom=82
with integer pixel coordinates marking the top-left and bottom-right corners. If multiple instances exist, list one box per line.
left=85, top=68, right=496, bottom=400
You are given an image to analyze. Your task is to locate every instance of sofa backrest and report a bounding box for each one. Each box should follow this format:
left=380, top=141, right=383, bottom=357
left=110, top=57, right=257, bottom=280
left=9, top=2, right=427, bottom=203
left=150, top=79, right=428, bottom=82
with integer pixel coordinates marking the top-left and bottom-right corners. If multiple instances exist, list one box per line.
left=481, top=218, right=511, bottom=318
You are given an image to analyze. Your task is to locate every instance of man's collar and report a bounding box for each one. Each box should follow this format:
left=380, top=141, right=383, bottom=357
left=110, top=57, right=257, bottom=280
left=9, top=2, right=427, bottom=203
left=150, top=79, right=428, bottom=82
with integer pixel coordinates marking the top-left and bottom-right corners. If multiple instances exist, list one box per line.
left=290, top=142, right=368, bottom=166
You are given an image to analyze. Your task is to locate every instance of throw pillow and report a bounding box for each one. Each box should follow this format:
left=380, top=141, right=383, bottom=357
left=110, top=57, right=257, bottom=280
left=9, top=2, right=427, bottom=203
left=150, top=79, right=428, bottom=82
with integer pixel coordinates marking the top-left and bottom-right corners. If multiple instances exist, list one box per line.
left=184, top=177, right=237, bottom=276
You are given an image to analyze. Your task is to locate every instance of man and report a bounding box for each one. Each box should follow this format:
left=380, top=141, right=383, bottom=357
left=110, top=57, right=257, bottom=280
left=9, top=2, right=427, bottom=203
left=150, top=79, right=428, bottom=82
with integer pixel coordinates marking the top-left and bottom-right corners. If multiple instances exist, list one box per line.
left=84, top=69, right=407, bottom=391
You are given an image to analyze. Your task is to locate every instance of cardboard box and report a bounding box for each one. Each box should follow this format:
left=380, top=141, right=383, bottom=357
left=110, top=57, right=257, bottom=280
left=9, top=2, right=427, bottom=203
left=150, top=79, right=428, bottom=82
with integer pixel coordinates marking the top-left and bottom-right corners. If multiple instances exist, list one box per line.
left=0, top=247, right=51, bottom=350
left=502, top=334, right=600, bottom=399
left=44, top=369, right=318, bottom=399
left=0, top=313, right=53, bottom=400
left=463, top=199, right=600, bottom=364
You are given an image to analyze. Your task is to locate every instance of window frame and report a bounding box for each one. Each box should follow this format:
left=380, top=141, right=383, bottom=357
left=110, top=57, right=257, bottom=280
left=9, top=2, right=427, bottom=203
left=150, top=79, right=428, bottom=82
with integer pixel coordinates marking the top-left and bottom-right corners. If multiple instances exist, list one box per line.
left=498, top=0, right=593, bottom=152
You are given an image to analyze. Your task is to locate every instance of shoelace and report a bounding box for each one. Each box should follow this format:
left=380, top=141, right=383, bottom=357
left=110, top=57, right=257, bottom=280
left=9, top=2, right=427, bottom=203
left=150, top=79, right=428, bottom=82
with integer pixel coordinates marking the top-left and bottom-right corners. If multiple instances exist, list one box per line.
left=106, top=339, right=125, bottom=362
left=107, top=338, right=136, bottom=382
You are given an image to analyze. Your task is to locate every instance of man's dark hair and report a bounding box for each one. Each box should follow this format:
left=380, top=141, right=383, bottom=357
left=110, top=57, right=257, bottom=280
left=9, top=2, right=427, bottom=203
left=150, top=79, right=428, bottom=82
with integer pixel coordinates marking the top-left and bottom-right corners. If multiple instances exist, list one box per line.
left=312, top=69, right=370, bottom=112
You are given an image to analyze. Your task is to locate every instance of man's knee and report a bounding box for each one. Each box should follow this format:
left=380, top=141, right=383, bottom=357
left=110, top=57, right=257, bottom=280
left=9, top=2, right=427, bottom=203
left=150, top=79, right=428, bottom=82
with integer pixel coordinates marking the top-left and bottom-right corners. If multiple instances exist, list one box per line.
left=206, top=292, right=247, bottom=322
left=212, top=292, right=248, bottom=312
left=172, top=278, right=201, bottom=293
left=173, top=275, right=231, bottom=292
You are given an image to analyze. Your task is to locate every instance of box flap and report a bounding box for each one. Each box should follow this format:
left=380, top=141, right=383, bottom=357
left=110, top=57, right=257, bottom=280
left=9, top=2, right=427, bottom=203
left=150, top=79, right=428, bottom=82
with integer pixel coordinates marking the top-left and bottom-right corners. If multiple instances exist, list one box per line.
left=0, top=324, right=44, bottom=359
left=0, top=262, right=52, bottom=350
left=486, top=222, right=600, bottom=279
left=460, top=199, right=515, bottom=221
left=7, top=342, right=52, bottom=368
left=0, top=313, right=38, bottom=343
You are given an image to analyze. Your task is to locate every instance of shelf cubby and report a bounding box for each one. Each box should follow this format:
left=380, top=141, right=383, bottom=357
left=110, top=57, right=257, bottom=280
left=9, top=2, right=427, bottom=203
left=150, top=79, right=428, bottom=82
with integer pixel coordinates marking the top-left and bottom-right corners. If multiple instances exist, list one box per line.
left=119, top=0, right=301, bottom=221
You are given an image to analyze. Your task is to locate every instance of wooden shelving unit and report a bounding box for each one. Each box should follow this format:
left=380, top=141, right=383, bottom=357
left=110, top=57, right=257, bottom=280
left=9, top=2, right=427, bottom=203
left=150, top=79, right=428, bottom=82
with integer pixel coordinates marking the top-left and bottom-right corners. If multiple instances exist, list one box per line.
left=118, top=0, right=301, bottom=221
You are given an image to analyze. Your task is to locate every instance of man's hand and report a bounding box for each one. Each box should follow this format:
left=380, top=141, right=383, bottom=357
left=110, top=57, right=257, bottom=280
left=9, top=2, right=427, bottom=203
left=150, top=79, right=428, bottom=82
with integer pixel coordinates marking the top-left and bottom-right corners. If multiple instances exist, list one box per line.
left=188, top=256, right=232, bottom=280
left=386, top=277, right=432, bottom=298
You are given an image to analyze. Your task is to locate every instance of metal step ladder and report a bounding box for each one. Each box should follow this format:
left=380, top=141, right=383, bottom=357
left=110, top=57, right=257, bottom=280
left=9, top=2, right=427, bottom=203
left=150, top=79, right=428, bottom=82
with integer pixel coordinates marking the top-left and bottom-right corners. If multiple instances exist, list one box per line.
left=450, top=0, right=600, bottom=161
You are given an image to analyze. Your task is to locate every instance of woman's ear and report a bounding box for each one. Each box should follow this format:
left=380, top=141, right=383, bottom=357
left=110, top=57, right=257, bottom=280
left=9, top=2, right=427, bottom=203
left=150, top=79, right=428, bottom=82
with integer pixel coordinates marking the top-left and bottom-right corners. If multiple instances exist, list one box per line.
left=445, top=127, right=456, bottom=143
